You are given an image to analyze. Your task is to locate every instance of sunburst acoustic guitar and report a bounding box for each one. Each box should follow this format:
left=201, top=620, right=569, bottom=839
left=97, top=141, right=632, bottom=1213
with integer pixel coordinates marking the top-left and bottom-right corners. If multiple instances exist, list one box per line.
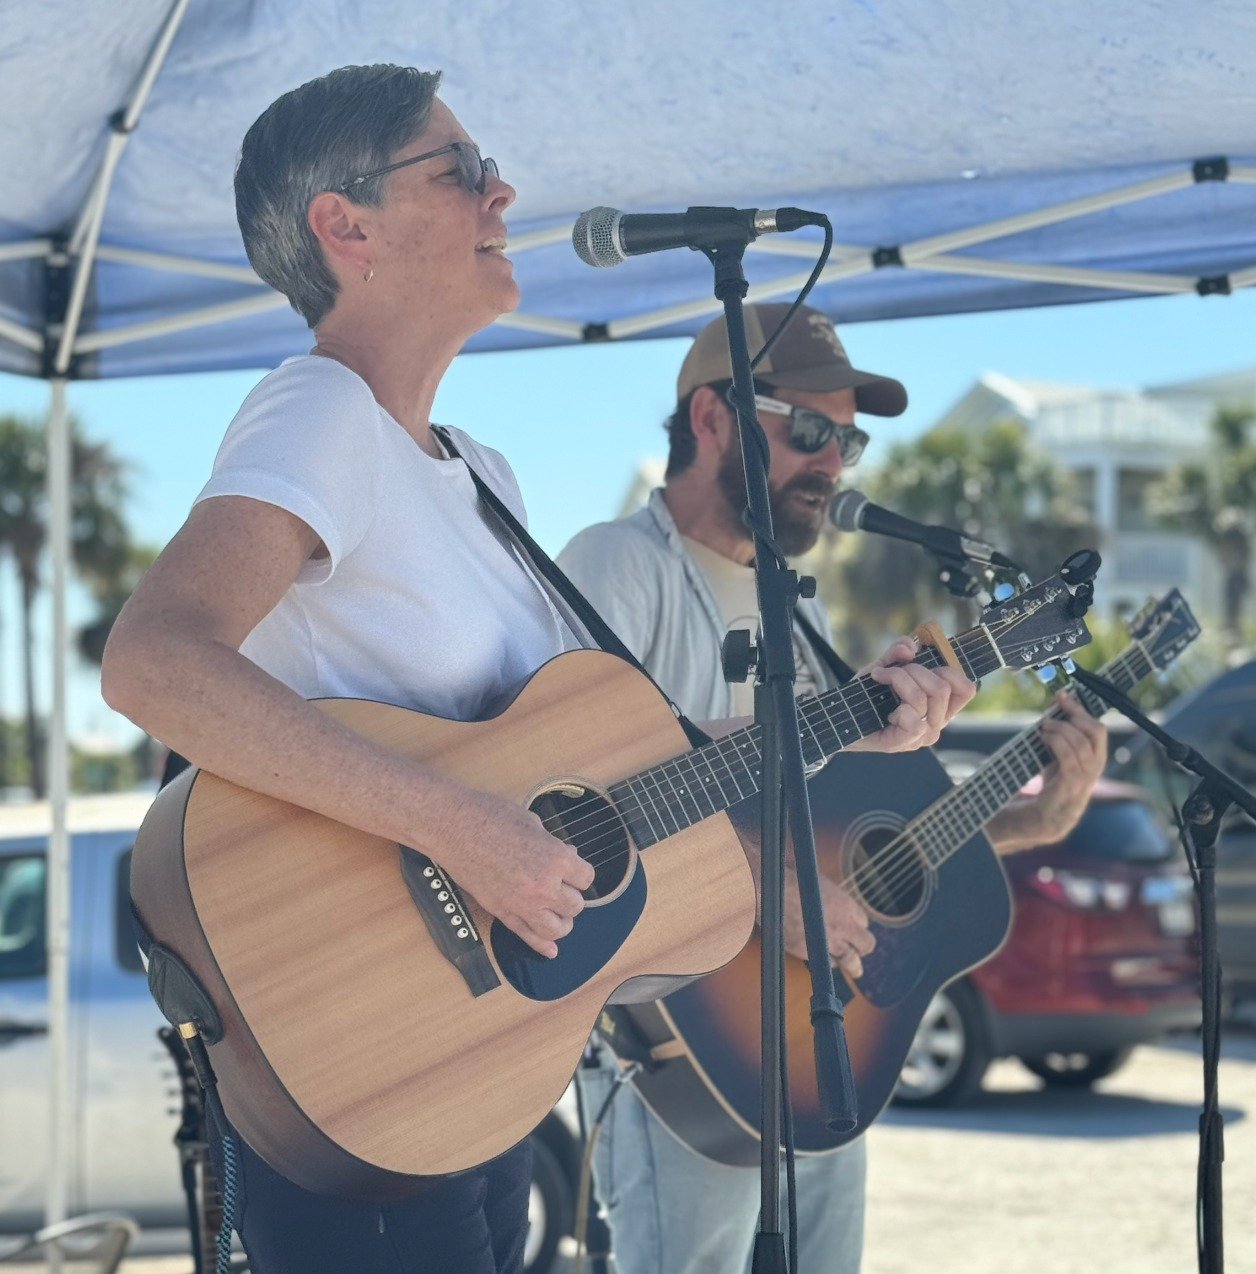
left=614, top=589, right=1200, bottom=1166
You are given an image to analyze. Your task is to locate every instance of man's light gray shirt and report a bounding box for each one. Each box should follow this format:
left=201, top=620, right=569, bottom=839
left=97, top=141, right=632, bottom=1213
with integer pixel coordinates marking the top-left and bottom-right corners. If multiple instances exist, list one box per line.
left=557, top=488, right=839, bottom=722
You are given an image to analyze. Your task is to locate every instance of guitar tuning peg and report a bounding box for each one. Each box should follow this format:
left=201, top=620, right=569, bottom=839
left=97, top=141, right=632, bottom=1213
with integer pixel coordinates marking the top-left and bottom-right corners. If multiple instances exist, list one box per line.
left=1060, top=657, right=1077, bottom=674
left=992, top=582, right=1016, bottom=603
left=1067, top=582, right=1094, bottom=618
left=1035, top=665, right=1058, bottom=685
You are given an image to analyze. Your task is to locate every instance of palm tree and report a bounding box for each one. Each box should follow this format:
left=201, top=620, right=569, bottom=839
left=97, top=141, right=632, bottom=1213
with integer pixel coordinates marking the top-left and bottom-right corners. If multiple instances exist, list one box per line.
left=0, top=412, right=131, bottom=797
left=812, top=418, right=1097, bottom=666
left=77, top=541, right=160, bottom=666
left=1150, top=405, right=1256, bottom=644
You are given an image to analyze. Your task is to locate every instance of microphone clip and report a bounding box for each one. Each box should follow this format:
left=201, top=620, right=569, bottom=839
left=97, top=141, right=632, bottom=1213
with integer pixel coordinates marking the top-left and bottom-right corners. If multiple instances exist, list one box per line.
left=930, top=549, right=1000, bottom=601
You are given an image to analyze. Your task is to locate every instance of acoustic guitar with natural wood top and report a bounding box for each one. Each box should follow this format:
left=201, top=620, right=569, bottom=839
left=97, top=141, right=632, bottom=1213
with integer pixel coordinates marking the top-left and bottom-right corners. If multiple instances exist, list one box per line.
left=129, top=572, right=1090, bottom=1199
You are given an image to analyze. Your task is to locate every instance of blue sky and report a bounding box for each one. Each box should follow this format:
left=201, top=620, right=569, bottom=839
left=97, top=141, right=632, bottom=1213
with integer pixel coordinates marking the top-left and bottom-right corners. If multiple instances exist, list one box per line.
left=1, top=286, right=1254, bottom=750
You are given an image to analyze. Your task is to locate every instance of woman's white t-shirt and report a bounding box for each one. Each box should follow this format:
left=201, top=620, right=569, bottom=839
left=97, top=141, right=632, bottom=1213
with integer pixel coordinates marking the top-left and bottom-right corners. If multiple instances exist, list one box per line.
left=195, top=355, right=567, bottom=722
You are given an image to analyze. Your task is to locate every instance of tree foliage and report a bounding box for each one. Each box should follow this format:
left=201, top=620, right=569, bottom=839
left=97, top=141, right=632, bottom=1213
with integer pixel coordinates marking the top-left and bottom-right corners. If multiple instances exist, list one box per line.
left=1149, top=404, right=1256, bottom=641
left=0, top=412, right=133, bottom=796
left=811, top=418, right=1098, bottom=669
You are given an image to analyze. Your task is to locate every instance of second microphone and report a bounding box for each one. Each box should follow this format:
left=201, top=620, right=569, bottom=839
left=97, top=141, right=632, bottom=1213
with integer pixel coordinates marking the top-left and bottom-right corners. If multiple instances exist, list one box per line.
left=830, top=489, right=1019, bottom=570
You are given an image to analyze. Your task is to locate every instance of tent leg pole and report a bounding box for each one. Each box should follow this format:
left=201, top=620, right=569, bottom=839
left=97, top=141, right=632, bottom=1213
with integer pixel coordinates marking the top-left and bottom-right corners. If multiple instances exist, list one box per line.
left=45, top=377, right=72, bottom=1273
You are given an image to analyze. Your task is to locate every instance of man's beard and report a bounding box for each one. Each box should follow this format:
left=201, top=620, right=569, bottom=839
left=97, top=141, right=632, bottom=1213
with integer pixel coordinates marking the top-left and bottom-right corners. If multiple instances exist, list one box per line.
left=716, top=440, right=835, bottom=557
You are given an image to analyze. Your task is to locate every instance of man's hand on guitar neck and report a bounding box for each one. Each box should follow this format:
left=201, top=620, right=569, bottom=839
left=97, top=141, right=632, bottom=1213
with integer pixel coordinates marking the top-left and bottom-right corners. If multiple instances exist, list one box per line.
left=849, top=636, right=975, bottom=753
left=986, top=691, right=1108, bottom=855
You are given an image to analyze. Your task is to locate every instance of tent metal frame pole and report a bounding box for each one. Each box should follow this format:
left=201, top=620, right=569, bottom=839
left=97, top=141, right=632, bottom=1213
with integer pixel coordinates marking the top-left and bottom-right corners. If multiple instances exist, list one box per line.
left=913, top=255, right=1200, bottom=293
left=3, top=156, right=1248, bottom=368
left=56, top=0, right=192, bottom=374
left=0, top=315, right=43, bottom=352
left=499, top=223, right=578, bottom=253
left=75, top=293, right=290, bottom=355
left=903, top=169, right=1194, bottom=259
left=492, top=312, right=586, bottom=339
left=65, top=0, right=191, bottom=259
left=93, top=245, right=266, bottom=284
left=0, top=240, right=52, bottom=264
left=42, top=0, right=191, bottom=1246
left=44, top=377, right=72, bottom=1251
left=579, top=160, right=1245, bottom=342
left=606, top=256, right=875, bottom=339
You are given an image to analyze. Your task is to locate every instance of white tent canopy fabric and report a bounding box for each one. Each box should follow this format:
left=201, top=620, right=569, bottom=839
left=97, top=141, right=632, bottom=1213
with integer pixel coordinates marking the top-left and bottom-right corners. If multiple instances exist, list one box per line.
left=3, top=0, right=1256, bottom=1241
left=3, top=0, right=1256, bottom=381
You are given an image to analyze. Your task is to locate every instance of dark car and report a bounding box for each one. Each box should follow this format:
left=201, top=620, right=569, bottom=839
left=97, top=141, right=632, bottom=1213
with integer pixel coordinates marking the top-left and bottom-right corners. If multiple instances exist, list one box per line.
left=1111, top=657, right=1256, bottom=1009
left=894, top=779, right=1200, bottom=1107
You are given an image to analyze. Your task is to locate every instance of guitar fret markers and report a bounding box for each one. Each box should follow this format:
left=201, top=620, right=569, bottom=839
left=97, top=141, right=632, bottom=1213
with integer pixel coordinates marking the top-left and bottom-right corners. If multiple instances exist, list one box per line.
left=609, top=623, right=1006, bottom=847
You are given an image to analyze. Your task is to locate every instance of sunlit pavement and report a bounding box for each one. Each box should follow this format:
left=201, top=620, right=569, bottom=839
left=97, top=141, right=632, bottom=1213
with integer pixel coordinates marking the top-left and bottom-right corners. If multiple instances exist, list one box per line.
left=96, top=1028, right=1254, bottom=1273
left=865, top=1027, right=1256, bottom=1274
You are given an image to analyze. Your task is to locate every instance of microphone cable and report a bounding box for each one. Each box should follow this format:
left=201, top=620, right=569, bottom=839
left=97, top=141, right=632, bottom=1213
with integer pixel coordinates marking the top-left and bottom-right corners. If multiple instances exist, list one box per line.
left=749, top=214, right=834, bottom=376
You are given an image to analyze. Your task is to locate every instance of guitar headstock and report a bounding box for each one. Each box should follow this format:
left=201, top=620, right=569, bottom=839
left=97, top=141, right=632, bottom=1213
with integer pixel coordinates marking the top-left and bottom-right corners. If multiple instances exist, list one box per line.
left=980, top=569, right=1094, bottom=670
left=1127, top=588, right=1201, bottom=671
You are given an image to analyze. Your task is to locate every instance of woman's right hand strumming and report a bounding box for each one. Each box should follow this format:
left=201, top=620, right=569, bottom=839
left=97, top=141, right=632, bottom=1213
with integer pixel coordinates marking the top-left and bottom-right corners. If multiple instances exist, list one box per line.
left=441, top=789, right=596, bottom=959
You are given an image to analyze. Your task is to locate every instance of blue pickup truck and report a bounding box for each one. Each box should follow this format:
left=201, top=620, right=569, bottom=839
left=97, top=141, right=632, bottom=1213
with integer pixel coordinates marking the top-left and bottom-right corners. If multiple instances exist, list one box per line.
left=0, top=793, right=582, bottom=1271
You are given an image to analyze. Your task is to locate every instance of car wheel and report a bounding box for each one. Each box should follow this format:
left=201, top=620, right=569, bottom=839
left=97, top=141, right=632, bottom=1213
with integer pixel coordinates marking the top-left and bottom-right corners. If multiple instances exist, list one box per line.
left=892, top=981, right=991, bottom=1109
left=1019, top=1047, right=1134, bottom=1088
left=526, top=1123, right=574, bottom=1274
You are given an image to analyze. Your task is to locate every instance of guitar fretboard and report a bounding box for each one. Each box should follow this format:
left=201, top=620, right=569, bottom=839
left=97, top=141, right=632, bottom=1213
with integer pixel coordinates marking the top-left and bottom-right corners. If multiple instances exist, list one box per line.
left=902, top=642, right=1156, bottom=867
left=609, top=625, right=1004, bottom=849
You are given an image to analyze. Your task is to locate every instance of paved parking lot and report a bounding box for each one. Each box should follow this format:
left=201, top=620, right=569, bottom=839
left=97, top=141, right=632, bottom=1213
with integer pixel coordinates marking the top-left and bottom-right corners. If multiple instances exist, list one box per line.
left=863, top=1029, right=1256, bottom=1274
left=103, top=1028, right=1254, bottom=1273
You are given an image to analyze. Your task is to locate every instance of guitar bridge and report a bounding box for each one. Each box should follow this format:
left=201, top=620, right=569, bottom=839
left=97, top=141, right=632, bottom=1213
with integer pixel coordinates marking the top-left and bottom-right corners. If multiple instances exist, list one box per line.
left=398, top=846, right=501, bottom=998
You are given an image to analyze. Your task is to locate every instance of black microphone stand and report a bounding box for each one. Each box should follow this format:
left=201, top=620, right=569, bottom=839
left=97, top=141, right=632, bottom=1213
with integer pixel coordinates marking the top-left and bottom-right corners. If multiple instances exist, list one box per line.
left=698, top=237, right=858, bottom=1274
left=1068, top=664, right=1256, bottom=1274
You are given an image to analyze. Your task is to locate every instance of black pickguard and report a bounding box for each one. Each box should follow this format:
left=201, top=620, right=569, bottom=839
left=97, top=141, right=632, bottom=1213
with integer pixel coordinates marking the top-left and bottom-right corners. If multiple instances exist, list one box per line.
left=490, top=866, right=647, bottom=1001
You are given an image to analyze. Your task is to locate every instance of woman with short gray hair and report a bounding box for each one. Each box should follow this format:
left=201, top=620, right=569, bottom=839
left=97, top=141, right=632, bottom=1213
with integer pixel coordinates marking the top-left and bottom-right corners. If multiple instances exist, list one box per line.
left=104, top=63, right=592, bottom=1272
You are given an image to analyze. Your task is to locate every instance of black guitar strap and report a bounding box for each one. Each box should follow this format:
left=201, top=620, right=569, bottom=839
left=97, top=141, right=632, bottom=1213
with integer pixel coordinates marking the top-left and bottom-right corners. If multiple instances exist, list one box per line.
left=433, top=425, right=711, bottom=750
left=793, top=605, right=857, bottom=687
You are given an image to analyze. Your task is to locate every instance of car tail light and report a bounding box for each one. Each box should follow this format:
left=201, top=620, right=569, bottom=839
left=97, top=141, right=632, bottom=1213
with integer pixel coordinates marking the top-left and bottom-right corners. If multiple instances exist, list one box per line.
left=1028, top=867, right=1132, bottom=911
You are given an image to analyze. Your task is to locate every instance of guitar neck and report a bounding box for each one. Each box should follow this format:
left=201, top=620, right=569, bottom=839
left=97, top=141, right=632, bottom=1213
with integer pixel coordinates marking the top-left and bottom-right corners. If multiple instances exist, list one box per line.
left=904, top=641, right=1158, bottom=865
left=610, top=621, right=1006, bottom=849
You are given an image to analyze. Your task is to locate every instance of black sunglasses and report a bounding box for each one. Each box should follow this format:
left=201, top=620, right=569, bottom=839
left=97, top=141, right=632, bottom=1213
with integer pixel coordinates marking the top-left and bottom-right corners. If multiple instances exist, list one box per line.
left=339, top=141, right=499, bottom=196
left=754, top=394, right=870, bottom=465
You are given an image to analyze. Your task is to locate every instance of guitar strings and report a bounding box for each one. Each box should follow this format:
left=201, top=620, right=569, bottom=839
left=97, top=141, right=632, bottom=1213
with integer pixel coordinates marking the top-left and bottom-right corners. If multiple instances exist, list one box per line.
left=561, top=634, right=1144, bottom=905
left=826, top=644, right=1150, bottom=909
left=527, top=613, right=1063, bottom=873
left=522, top=614, right=1056, bottom=874
left=850, top=642, right=1158, bottom=904
left=525, top=623, right=1001, bottom=855
left=831, top=646, right=1143, bottom=906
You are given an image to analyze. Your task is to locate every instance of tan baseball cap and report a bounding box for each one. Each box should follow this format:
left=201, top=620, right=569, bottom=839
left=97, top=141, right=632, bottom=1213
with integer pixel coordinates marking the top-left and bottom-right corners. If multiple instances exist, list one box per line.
left=676, top=302, right=907, bottom=417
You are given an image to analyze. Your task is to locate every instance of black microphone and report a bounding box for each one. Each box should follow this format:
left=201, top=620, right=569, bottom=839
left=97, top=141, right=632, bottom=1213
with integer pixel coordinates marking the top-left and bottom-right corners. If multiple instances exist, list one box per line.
left=572, top=205, right=823, bottom=268
left=829, top=489, right=1019, bottom=569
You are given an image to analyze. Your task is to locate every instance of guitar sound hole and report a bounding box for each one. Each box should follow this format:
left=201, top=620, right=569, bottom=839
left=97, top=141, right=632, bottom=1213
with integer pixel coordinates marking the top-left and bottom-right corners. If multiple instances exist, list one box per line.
left=529, top=787, right=632, bottom=903
left=850, top=826, right=928, bottom=920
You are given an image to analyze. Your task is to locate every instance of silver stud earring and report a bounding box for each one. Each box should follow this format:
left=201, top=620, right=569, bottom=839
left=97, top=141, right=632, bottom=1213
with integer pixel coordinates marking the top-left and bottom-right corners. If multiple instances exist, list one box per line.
left=363, top=267, right=374, bottom=283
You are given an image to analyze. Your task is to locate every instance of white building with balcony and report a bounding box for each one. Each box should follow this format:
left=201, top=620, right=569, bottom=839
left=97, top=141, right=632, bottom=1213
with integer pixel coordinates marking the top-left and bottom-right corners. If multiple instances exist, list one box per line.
left=929, top=369, right=1256, bottom=621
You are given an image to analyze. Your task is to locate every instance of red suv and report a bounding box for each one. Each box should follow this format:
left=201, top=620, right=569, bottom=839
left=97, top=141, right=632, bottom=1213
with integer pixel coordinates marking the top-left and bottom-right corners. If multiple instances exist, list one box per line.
left=894, top=777, right=1201, bottom=1107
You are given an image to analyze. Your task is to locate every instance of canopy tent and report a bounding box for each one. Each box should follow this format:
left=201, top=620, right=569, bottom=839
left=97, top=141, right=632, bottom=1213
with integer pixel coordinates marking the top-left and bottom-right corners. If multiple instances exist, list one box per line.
left=3, top=0, right=1256, bottom=1243
left=3, top=0, right=1256, bottom=381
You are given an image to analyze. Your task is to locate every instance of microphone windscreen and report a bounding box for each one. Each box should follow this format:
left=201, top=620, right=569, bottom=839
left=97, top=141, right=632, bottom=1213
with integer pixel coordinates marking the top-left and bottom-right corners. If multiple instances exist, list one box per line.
left=572, top=207, right=623, bottom=268
left=829, top=489, right=868, bottom=533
